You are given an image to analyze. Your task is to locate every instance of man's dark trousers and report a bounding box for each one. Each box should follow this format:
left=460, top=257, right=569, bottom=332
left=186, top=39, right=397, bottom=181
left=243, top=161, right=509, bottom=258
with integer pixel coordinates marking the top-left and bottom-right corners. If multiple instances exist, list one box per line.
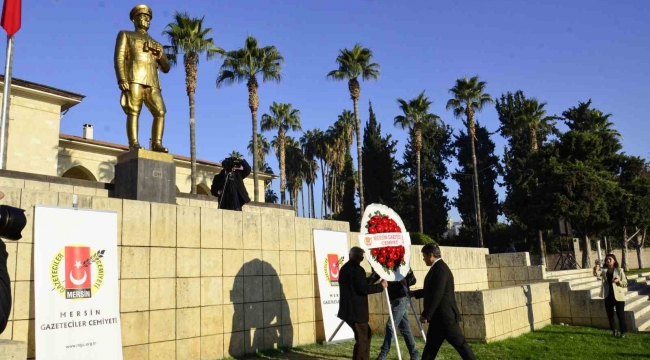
left=421, top=314, right=475, bottom=360
left=345, top=321, right=372, bottom=360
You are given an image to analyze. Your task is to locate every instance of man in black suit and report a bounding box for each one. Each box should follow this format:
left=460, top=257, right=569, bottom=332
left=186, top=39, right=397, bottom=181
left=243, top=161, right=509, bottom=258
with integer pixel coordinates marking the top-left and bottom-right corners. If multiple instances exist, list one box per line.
left=410, top=244, right=476, bottom=360
left=338, top=246, right=388, bottom=360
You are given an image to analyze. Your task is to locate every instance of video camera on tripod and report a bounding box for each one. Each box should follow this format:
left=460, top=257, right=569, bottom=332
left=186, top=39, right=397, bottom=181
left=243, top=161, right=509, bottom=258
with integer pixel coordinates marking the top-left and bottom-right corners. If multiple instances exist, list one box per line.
left=0, top=200, right=26, bottom=241
left=221, top=157, right=243, bottom=173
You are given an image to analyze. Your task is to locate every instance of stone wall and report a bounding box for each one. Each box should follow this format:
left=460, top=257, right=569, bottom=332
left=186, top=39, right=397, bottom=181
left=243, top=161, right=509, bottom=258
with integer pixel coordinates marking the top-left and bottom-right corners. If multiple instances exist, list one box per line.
left=486, top=253, right=546, bottom=288
left=0, top=176, right=348, bottom=360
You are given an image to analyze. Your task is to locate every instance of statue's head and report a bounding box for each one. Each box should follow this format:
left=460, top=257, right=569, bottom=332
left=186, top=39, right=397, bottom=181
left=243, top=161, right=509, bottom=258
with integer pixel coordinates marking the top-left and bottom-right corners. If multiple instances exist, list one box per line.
left=129, top=4, right=152, bottom=31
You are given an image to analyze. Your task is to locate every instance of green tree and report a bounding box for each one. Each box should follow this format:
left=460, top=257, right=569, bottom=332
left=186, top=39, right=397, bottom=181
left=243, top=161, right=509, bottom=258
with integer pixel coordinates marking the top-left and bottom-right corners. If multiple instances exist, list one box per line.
left=362, top=100, right=398, bottom=208
left=394, top=90, right=442, bottom=233
left=216, top=36, right=284, bottom=202
left=452, top=123, right=501, bottom=247
left=261, top=102, right=301, bottom=205
left=396, top=121, right=454, bottom=238
left=247, top=133, right=270, bottom=170
left=162, top=12, right=222, bottom=194
left=300, top=130, right=320, bottom=218
left=338, top=149, right=359, bottom=231
left=327, top=44, right=380, bottom=215
left=446, top=76, right=494, bottom=247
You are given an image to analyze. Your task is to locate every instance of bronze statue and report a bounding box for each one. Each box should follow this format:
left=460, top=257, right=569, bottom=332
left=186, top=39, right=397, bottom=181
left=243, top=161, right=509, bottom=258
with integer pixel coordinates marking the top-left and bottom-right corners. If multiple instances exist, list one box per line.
left=114, top=4, right=170, bottom=153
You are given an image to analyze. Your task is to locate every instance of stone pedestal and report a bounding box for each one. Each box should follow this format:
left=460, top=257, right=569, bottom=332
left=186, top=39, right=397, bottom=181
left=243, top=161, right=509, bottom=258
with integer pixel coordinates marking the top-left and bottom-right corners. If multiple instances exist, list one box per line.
left=114, top=149, right=176, bottom=204
left=0, top=340, right=27, bottom=359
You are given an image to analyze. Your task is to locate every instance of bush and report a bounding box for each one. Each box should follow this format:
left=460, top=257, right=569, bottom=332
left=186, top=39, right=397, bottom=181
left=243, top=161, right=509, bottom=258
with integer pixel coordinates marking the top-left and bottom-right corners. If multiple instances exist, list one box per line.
left=410, top=232, right=437, bottom=245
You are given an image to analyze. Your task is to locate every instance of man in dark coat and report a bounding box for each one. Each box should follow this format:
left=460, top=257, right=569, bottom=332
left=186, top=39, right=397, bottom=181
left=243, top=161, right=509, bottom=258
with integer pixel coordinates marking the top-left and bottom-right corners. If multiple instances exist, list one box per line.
left=376, top=268, right=419, bottom=360
left=211, top=157, right=251, bottom=211
left=338, top=246, right=387, bottom=360
left=411, top=244, right=476, bottom=360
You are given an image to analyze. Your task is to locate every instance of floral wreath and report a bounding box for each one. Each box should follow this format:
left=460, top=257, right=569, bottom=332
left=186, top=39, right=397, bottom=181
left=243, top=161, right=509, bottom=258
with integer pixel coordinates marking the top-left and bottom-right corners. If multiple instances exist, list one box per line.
left=364, top=211, right=405, bottom=274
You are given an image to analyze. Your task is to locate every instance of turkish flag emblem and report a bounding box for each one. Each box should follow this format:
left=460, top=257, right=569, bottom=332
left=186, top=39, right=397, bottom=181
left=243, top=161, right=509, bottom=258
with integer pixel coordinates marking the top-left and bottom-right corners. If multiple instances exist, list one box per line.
left=65, top=246, right=91, bottom=289
left=327, top=254, right=340, bottom=282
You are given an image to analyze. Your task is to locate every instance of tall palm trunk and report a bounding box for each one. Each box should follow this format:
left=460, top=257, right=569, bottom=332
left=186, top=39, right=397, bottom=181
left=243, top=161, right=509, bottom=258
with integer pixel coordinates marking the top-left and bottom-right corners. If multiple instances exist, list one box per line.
left=637, top=229, right=646, bottom=269
left=247, top=77, right=260, bottom=202
left=467, top=108, right=484, bottom=247
left=530, top=132, right=545, bottom=269
left=415, top=125, right=423, bottom=233
left=301, top=187, right=305, bottom=218
left=349, top=79, right=365, bottom=215
left=529, top=126, right=538, bottom=152
left=279, top=131, right=286, bottom=205
left=582, top=235, right=592, bottom=269
left=310, top=182, right=316, bottom=218
left=622, top=227, right=629, bottom=271
left=185, top=58, right=198, bottom=194
left=320, top=159, right=326, bottom=218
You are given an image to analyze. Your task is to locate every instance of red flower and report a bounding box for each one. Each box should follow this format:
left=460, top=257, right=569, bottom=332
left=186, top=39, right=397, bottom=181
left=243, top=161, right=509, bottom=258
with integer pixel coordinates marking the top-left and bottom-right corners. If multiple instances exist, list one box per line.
left=376, top=225, right=385, bottom=233
left=387, top=260, right=394, bottom=268
left=378, top=255, right=386, bottom=264
left=380, top=217, right=390, bottom=226
left=371, top=248, right=378, bottom=256
left=396, top=226, right=402, bottom=232
left=369, top=226, right=377, bottom=234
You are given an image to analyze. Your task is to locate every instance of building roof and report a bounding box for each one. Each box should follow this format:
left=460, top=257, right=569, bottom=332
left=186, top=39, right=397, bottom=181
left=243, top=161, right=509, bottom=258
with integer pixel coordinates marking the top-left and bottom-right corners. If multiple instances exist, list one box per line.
left=59, top=133, right=276, bottom=177
left=0, top=75, right=85, bottom=110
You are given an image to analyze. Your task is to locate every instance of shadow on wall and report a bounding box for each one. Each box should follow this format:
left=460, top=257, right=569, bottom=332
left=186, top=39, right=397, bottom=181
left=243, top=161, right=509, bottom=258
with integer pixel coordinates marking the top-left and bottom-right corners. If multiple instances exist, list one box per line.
left=227, top=259, right=293, bottom=359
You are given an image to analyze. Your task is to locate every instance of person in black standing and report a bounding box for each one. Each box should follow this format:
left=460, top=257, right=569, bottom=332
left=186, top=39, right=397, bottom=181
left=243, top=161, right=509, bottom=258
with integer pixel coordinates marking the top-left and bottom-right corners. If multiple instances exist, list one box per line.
left=338, top=246, right=387, bottom=360
left=211, top=156, right=251, bottom=211
left=410, top=244, right=475, bottom=360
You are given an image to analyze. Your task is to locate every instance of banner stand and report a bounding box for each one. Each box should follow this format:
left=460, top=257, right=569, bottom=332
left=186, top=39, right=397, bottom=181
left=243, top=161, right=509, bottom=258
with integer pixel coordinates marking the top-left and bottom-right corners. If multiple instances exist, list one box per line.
left=403, top=284, right=427, bottom=341
left=324, top=320, right=348, bottom=346
left=384, top=288, right=402, bottom=360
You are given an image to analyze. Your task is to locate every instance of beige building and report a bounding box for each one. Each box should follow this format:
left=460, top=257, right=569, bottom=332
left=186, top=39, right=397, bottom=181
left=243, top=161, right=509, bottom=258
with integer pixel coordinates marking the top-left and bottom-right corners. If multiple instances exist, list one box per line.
left=0, top=75, right=274, bottom=198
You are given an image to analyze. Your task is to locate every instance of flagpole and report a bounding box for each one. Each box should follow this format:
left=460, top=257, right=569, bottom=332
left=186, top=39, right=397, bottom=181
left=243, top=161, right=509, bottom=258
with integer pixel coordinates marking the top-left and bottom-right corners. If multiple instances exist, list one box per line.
left=0, top=34, right=13, bottom=169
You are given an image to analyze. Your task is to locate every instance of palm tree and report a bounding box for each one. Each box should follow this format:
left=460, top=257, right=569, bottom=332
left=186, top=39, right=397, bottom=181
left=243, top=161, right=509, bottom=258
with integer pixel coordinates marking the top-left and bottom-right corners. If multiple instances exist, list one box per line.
left=446, top=76, right=494, bottom=247
left=229, top=150, right=244, bottom=158
left=313, top=129, right=329, bottom=218
left=337, top=110, right=356, bottom=151
left=259, top=161, right=274, bottom=189
left=265, top=188, right=278, bottom=204
left=284, top=137, right=304, bottom=212
left=248, top=133, right=270, bottom=169
left=327, top=43, right=380, bottom=215
left=301, top=130, right=320, bottom=218
left=517, top=97, right=559, bottom=268
left=261, top=102, right=302, bottom=205
left=162, top=12, right=222, bottom=194
left=394, top=90, right=442, bottom=233
left=216, top=35, right=284, bottom=202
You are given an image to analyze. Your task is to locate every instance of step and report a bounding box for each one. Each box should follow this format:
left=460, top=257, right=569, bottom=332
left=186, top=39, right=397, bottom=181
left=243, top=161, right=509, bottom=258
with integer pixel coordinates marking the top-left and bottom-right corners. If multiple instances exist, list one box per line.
left=568, top=276, right=599, bottom=286
left=630, top=298, right=650, bottom=320
left=626, top=293, right=650, bottom=309
left=547, top=269, right=592, bottom=279
left=634, top=310, right=650, bottom=331
left=570, top=278, right=600, bottom=289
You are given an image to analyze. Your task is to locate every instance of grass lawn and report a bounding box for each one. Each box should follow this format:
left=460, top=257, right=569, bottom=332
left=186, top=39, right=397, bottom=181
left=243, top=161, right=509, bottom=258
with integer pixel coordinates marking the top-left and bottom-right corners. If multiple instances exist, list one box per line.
left=627, top=267, right=650, bottom=277
left=226, top=325, right=650, bottom=360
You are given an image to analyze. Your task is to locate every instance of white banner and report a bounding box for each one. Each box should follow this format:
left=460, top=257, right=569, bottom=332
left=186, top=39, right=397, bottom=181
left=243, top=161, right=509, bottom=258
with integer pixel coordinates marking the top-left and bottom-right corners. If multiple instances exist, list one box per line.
left=313, top=229, right=354, bottom=343
left=34, top=206, right=123, bottom=360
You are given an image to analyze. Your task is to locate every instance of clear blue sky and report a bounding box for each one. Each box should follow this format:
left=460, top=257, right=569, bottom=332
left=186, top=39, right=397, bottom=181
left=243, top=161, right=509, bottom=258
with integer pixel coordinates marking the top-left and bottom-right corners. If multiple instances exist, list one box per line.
left=9, top=0, right=649, bottom=222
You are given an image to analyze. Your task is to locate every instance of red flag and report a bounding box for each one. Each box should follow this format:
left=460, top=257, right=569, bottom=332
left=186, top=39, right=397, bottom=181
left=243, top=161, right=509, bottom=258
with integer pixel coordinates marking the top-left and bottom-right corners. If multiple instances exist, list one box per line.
left=1, top=0, right=21, bottom=36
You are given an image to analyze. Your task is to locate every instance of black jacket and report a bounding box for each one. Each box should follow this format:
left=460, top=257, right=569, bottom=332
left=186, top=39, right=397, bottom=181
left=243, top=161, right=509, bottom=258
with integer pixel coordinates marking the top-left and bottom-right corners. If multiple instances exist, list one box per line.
left=413, top=260, right=461, bottom=324
left=211, top=159, right=251, bottom=210
left=387, top=269, right=416, bottom=301
left=337, top=260, right=384, bottom=323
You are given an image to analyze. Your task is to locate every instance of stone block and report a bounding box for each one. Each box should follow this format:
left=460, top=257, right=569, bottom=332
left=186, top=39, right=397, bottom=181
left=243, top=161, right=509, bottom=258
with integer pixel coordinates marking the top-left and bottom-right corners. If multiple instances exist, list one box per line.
left=0, top=177, right=24, bottom=188
left=121, top=311, right=149, bottom=346
left=91, top=197, right=123, bottom=245
left=151, top=202, right=176, bottom=247
left=19, top=189, right=58, bottom=243
left=295, top=274, right=314, bottom=298
left=114, top=149, right=176, bottom=204
left=279, top=216, right=296, bottom=250
left=481, top=290, right=501, bottom=314
left=590, top=316, right=610, bottom=329
left=224, top=276, right=244, bottom=304
left=0, top=321, right=11, bottom=339
left=243, top=250, right=263, bottom=275
left=263, top=251, right=280, bottom=275
left=244, top=302, right=264, bottom=330
left=201, top=277, right=223, bottom=306
left=264, top=327, right=282, bottom=350
left=73, top=186, right=97, bottom=196
left=225, top=331, right=245, bottom=358
left=148, top=341, right=175, bottom=360
left=528, top=266, right=544, bottom=281
left=201, top=305, right=224, bottom=335
left=279, top=251, right=297, bottom=275
left=122, top=199, right=151, bottom=246
left=177, top=248, right=200, bottom=277
left=58, top=193, right=92, bottom=209
left=176, top=338, right=200, bottom=359
left=177, top=278, right=200, bottom=308
left=224, top=304, right=245, bottom=332
left=282, top=299, right=298, bottom=325
left=12, top=281, right=33, bottom=320
left=296, top=251, right=312, bottom=275
left=298, top=298, right=315, bottom=323
left=189, top=199, right=206, bottom=207
left=176, top=198, right=189, bottom=206
left=485, top=254, right=500, bottom=268
left=121, top=279, right=149, bottom=312
left=261, top=214, right=280, bottom=250
left=461, top=291, right=484, bottom=315
left=222, top=250, right=243, bottom=277
left=589, top=298, right=606, bottom=318
left=150, top=278, right=176, bottom=310
left=244, top=276, right=263, bottom=303
left=513, top=267, right=529, bottom=281
left=122, top=246, right=150, bottom=279
left=122, top=345, right=148, bottom=360
left=487, top=268, right=501, bottom=282
left=0, top=339, right=27, bottom=360
left=222, top=210, right=243, bottom=249
left=500, top=267, right=515, bottom=282
left=149, top=309, right=175, bottom=342
left=176, top=307, right=200, bottom=339
left=295, top=217, right=312, bottom=251
left=264, top=275, right=284, bottom=301
left=177, top=205, right=200, bottom=248
left=572, top=317, right=592, bottom=326
left=298, top=322, right=315, bottom=345
left=201, top=249, right=223, bottom=277
left=96, top=189, right=109, bottom=197
left=201, top=334, right=224, bottom=360
left=280, top=275, right=298, bottom=300
left=201, top=207, right=223, bottom=248
left=150, top=247, right=176, bottom=278
left=569, top=290, right=591, bottom=318
left=244, top=328, right=264, bottom=354
left=463, top=314, right=486, bottom=340
left=24, top=180, right=48, bottom=191
left=243, top=212, right=262, bottom=249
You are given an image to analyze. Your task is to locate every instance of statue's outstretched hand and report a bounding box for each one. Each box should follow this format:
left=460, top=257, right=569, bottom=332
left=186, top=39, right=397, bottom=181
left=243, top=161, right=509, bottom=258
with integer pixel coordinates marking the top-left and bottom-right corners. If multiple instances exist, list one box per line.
left=119, top=82, right=130, bottom=91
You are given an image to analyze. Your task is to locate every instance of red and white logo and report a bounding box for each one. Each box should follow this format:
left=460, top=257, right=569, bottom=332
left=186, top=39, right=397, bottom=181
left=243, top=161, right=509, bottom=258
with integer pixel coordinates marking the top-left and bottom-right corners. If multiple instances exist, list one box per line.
left=65, top=246, right=91, bottom=298
left=327, top=254, right=340, bottom=285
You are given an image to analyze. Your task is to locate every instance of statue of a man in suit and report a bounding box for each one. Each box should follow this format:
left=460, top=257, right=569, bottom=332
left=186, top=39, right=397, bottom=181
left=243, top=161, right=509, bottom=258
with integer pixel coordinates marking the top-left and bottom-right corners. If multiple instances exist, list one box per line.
left=114, top=4, right=171, bottom=153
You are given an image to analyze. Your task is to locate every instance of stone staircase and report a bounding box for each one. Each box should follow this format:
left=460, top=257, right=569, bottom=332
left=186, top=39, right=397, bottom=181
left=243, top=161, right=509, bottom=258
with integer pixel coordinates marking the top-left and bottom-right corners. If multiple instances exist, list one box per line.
left=547, top=269, right=650, bottom=332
